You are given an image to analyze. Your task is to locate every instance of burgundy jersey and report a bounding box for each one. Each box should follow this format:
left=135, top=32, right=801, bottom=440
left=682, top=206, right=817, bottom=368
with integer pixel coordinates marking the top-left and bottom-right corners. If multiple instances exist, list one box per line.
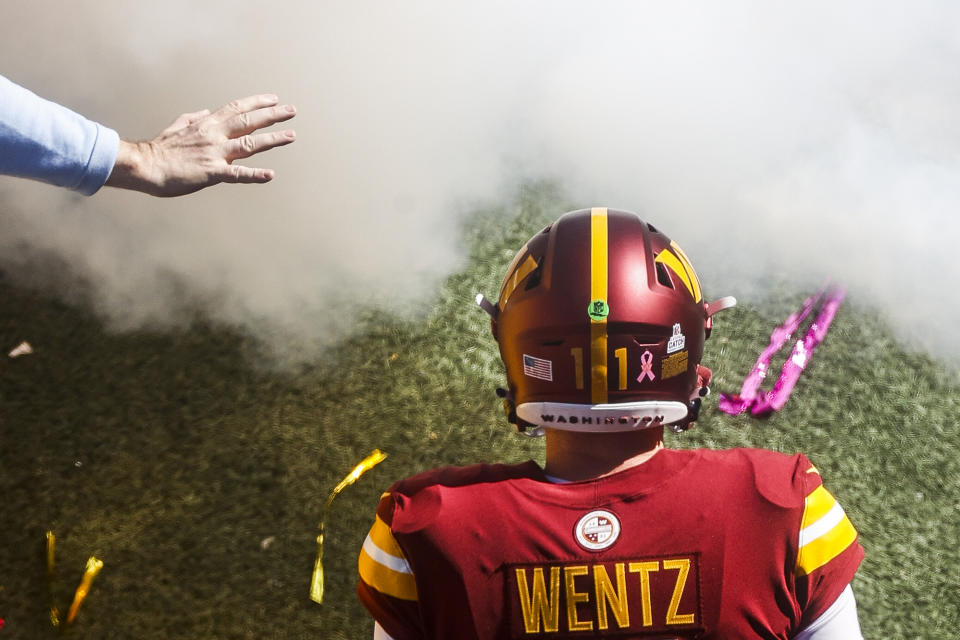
left=357, top=448, right=863, bottom=639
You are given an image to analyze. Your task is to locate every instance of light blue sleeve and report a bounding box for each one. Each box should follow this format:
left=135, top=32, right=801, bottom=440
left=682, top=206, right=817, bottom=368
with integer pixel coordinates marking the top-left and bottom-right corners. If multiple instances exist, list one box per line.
left=0, top=74, right=119, bottom=195
left=793, top=584, right=863, bottom=640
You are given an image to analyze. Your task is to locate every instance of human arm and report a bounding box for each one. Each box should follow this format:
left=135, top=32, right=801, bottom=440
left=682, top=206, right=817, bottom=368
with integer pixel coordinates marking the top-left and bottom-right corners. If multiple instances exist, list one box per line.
left=0, top=74, right=295, bottom=197
left=791, top=455, right=865, bottom=636
left=104, top=93, right=296, bottom=196
left=793, top=584, right=863, bottom=640
left=0, top=73, right=118, bottom=195
left=358, top=493, right=425, bottom=640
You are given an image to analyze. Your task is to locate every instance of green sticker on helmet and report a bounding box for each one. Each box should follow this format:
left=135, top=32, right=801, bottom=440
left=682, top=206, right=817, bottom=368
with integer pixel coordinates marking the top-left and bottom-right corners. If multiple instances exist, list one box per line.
left=588, top=299, right=609, bottom=321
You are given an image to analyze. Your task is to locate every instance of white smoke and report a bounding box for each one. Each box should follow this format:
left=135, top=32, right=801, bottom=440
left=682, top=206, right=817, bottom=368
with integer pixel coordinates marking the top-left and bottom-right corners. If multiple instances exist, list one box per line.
left=1, top=1, right=958, bottom=361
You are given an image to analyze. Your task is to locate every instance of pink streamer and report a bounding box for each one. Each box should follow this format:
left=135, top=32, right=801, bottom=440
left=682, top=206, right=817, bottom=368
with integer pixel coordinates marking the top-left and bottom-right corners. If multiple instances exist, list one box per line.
left=719, top=286, right=845, bottom=417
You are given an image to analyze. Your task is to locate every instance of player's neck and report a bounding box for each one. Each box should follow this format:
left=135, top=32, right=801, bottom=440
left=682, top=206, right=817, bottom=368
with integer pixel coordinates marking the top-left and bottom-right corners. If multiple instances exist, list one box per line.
left=542, top=427, right=665, bottom=482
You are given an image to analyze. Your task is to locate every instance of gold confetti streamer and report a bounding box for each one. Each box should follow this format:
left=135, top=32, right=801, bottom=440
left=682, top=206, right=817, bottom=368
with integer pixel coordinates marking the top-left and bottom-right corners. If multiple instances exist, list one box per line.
left=65, top=556, right=104, bottom=626
left=45, top=531, right=60, bottom=628
left=44, top=531, right=104, bottom=631
left=310, top=449, right=387, bottom=604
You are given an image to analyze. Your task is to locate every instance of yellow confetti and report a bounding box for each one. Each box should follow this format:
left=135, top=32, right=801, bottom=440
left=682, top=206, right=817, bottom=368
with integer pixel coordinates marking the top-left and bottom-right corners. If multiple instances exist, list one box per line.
left=45, top=531, right=60, bottom=628
left=44, top=531, right=104, bottom=631
left=66, top=557, right=104, bottom=625
left=310, top=449, right=388, bottom=604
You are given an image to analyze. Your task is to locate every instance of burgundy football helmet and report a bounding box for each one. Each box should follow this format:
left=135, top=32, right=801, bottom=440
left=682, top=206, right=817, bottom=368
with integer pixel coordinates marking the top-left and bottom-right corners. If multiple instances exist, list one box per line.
left=477, top=208, right=735, bottom=435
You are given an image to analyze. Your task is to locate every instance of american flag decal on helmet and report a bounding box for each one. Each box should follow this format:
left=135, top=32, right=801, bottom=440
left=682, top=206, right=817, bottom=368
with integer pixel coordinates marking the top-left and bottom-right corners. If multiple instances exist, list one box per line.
left=523, top=354, right=553, bottom=382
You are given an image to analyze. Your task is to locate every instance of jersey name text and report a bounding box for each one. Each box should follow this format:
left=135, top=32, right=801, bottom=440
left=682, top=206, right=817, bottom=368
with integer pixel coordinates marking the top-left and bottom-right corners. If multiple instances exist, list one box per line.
left=506, top=555, right=700, bottom=637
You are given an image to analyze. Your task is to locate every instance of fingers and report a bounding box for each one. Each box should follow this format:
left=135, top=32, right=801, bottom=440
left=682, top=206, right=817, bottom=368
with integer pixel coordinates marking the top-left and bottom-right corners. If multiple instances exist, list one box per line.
left=212, top=93, right=289, bottom=129
left=226, top=129, right=297, bottom=161
left=144, top=94, right=294, bottom=193
left=214, top=93, right=281, bottom=120
left=220, top=164, right=275, bottom=184
left=223, top=103, right=297, bottom=137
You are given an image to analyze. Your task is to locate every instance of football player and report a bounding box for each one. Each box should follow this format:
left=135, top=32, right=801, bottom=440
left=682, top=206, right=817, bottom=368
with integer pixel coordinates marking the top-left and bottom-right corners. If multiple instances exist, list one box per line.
left=357, top=208, right=864, bottom=639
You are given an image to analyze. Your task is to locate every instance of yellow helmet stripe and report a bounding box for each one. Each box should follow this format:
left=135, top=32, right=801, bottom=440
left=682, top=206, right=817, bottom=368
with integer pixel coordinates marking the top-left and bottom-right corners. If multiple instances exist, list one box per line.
left=669, top=241, right=703, bottom=303
left=590, top=207, right=609, bottom=404
left=498, top=254, right=539, bottom=310
left=655, top=249, right=698, bottom=302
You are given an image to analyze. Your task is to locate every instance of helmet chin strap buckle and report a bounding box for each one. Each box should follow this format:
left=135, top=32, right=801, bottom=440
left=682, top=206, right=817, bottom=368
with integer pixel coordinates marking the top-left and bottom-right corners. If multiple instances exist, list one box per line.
left=670, top=364, right=713, bottom=433
left=671, top=398, right=702, bottom=433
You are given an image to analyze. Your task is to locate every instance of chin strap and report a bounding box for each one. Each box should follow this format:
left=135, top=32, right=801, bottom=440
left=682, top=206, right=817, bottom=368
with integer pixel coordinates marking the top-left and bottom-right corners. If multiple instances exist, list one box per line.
left=495, top=387, right=543, bottom=436
left=667, top=296, right=735, bottom=432
left=500, top=363, right=715, bottom=436
left=671, top=364, right=713, bottom=432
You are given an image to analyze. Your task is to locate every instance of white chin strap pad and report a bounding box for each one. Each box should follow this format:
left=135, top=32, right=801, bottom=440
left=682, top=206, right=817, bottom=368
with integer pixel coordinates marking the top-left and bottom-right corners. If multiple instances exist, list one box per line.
left=516, top=401, right=689, bottom=433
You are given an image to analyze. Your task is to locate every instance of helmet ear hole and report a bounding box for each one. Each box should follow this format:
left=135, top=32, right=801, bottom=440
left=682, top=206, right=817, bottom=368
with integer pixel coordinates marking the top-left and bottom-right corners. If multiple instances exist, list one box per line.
left=655, top=262, right=674, bottom=289
left=523, top=265, right=543, bottom=291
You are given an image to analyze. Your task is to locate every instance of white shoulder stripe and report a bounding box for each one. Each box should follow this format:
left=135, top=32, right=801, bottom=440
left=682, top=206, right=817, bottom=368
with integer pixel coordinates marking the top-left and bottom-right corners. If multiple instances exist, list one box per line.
left=799, top=501, right=847, bottom=548
left=362, top=534, right=413, bottom=574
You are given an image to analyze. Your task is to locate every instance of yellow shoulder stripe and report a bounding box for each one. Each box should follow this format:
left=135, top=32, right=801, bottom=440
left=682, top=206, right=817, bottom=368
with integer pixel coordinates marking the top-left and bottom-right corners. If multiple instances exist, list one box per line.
left=359, top=546, right=418, bottom=601
left=369, top=515, right=405, bottom=558
left=800, top=485, right=836, bottom=527
left=796, top=486, right=858, bottom=576
left=357, top=516, right=418, bottom=601
left=796, top=518, right=857, bottom=576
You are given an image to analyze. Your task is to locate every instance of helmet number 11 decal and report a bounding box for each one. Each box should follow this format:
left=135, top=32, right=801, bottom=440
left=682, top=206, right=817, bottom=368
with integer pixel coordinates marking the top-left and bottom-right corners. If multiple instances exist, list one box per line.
left=571, top=347, right=630, bottom=391
left=571, top=347, right=584, bottom=390
left=614, top=348, right=628, bottom=390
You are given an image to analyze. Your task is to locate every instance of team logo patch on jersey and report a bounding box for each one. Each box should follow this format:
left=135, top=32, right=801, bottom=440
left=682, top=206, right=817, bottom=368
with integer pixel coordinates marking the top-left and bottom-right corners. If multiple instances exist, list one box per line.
left=574, top=510, right=621, bottom=551
left=523, top=354, right=554, bottom=381
left=667, top=323, right=686, bottom=354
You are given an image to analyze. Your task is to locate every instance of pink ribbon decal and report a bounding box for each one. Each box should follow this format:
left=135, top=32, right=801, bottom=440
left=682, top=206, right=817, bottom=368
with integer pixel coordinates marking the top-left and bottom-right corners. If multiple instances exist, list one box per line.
left=637, top=350, right=656, bottom=383
left=719, top=285, right=845, bottom=417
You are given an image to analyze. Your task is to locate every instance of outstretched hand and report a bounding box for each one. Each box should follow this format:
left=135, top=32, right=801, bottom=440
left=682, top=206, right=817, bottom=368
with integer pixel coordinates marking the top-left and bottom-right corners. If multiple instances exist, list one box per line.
left=106, top=94, right=296, bottom=197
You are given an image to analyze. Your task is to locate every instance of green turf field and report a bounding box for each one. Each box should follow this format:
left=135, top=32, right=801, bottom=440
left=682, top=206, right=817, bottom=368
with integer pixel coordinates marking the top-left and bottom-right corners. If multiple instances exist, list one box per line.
left=1, top=184, right=957, bottom=638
